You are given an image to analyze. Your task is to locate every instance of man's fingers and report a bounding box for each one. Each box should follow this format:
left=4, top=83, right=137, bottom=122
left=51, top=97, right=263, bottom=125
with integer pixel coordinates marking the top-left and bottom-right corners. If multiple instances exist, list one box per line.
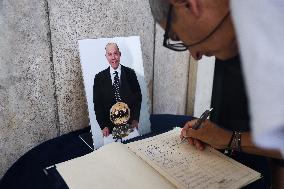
left=181, top=119, right=198, bottom=137
left=183, top=122, right=191, bottom=130
left=188, top=138, right=201, bottom=148
left=194, top=139, right=205, bottom=150
left=180, top=119, right=200, bottom=138
left=183, top=119, right=197, bottom=130
left=102, top=127, right=109, bottom=137
left=185, top=127, right=202, bottom=139
left=188, top=137, right=194, bottom=145
left=181, top=128, right=187, bottom=138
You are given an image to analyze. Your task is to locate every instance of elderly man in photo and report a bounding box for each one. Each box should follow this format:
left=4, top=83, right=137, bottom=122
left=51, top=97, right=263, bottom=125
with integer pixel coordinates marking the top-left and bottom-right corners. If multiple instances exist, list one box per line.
left=93, top=43, right=142, bottom=137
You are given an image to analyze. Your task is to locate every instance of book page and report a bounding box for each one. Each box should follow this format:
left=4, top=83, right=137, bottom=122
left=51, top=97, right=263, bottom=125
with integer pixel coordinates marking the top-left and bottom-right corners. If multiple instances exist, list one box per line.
left=56, top=142, right=176, bottom=189
left=126, top=128, right=261, bottom=189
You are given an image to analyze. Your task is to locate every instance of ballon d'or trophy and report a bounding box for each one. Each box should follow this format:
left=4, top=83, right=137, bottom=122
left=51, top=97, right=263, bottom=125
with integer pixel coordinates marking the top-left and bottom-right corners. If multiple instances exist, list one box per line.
left=110, top=102, right=134, bottom=141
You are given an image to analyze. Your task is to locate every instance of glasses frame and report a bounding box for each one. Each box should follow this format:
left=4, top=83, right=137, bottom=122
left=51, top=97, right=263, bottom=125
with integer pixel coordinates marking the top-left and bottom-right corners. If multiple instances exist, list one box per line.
left=163, top=5, right=230, bottom=52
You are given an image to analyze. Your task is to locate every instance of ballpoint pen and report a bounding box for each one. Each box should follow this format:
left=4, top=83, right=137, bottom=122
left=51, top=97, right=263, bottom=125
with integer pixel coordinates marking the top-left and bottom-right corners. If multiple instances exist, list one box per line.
left=180, top=108, right=213, bottom=144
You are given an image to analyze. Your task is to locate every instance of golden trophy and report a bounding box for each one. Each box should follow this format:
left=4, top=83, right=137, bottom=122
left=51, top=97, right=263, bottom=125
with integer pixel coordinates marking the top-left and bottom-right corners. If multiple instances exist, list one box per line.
left=110, top=102, right=133, bottom=140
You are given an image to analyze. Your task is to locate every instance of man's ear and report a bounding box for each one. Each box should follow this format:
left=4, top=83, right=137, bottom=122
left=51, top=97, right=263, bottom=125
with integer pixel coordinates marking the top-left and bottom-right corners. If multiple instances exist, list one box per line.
left=170, top=0, right=201, bottom=18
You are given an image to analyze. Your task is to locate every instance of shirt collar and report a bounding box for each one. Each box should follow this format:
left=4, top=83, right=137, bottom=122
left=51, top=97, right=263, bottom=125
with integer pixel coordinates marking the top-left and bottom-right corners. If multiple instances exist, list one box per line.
left=110, top=64, right=121, bottom=75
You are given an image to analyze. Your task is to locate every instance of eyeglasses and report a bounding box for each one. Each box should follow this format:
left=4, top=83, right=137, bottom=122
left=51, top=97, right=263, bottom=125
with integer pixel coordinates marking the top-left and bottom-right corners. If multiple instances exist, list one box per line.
left=163, top=5, right=230, bottom=52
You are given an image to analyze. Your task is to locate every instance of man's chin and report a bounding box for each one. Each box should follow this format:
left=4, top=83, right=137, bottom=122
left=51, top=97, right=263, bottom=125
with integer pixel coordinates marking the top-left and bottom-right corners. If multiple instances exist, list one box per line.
left=111, top=63, right=119, bottom=69
left=204, top=53, right=214, bottom=57
left=214, top=51, right=238, bottom=61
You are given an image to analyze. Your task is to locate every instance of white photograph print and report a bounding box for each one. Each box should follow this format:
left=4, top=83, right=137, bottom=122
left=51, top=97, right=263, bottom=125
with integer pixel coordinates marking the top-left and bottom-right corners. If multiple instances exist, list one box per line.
left=78, top=36, right=151, bottom=149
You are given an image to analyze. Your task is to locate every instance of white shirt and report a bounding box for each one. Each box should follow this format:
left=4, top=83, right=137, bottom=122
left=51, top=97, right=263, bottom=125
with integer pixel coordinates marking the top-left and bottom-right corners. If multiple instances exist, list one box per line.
left=231, top=0, right=284, bottom=155
left=109, top=64, right=121, bottom=85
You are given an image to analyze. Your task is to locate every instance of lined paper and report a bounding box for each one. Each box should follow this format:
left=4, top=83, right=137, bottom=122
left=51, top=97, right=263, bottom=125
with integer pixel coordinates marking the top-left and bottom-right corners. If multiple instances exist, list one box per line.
left=127, top=128, right=261, bottom=189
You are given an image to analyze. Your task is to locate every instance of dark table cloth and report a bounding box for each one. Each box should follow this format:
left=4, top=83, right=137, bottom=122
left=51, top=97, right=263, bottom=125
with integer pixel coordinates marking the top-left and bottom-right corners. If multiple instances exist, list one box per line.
left=0, top=114, right=271, bottom=189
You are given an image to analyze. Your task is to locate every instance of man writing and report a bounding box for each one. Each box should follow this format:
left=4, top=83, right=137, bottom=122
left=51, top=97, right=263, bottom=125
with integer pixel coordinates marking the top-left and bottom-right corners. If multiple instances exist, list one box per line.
left=93, top=43, right=142, bottom=137
left=149, top=0, right=284, bottom=187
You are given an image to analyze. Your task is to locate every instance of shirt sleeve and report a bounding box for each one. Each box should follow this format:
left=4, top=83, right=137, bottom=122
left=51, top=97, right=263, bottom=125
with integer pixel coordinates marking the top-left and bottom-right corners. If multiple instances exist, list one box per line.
left=230, top=0, right=284, bottom=155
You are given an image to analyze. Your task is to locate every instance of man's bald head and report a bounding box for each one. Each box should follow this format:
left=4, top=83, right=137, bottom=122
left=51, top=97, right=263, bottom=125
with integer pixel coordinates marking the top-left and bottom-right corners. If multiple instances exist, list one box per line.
left=105, top=43, right=121, bottom=53
left=149, top=0, right=228, bottom=23
left=148, top=0, right=237, bottom=60
left=149, top=0, right=170, bottom=23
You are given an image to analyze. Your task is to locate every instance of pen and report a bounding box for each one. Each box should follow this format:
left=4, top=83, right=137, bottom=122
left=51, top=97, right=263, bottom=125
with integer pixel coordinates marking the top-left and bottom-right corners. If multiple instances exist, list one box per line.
left=180, top=108, right=213, bottom=144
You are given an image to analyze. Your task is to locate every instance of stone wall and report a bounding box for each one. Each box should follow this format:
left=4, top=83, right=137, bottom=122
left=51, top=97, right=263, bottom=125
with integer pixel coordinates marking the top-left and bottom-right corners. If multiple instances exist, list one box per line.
left=0, top=0, right=156, bottom=178
left=0, top=0, right=213, bottom=178
left=153, top=24, right=190, bottom=114
left=0, top=0, right=58, bottom=177
left=47, top=0, right=155, bottom=134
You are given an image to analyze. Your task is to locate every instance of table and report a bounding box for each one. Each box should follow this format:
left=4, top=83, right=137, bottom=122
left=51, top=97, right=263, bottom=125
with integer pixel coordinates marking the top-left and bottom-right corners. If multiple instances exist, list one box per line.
left=0, top=114, right=271, bottom=189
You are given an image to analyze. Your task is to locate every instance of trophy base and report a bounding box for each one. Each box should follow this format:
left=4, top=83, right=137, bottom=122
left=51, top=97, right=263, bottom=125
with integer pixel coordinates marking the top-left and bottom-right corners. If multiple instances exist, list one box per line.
left=112, top=124, right=134, bottom=140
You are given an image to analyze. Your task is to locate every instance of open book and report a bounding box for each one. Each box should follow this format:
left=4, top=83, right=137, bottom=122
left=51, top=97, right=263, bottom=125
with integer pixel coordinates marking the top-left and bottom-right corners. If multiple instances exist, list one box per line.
left=56, top=128, right=261, bottom=189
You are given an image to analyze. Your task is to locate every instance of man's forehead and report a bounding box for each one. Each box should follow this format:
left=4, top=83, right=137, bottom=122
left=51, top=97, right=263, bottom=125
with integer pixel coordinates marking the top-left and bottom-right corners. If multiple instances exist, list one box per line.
left=105, top=43, right=119, bottom=52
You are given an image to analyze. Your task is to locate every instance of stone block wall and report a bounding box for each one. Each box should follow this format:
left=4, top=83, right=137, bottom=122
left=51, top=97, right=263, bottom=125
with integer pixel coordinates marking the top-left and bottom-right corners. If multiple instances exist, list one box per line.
left=47, top=0, right=155, bottom=134
left=0, top=0, right=58, bottom=177
left=0, top=0, right=156, bottom=178
left=153, top=24, right=190, bottom=114
left=0, top=0, right=211, bottom=178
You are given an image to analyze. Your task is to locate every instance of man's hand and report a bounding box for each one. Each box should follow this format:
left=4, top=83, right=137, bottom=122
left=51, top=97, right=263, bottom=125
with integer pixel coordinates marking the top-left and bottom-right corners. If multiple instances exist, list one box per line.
left=102, top=127, right=110, bottom=137
left=181, top=119, right=232, bottom=150
left=131, top=120, right=139, bottom=129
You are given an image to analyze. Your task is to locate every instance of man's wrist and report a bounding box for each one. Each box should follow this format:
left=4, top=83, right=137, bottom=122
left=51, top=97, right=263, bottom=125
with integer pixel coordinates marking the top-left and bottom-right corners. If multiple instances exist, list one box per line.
left=231, top=131, right=242, bottom=152
left=225, top=131, right=242, bottom=155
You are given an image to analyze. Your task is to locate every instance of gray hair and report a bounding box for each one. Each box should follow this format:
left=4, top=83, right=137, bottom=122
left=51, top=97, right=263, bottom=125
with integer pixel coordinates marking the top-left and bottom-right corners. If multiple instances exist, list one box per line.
left=149, top=0, right=170, bottom=22
left=105, top=43, right=120, bottom=52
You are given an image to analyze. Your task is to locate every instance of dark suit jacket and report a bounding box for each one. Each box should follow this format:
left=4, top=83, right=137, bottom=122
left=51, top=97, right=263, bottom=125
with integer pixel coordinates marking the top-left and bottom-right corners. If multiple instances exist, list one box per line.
left=93, top=65, right=142, bottom=133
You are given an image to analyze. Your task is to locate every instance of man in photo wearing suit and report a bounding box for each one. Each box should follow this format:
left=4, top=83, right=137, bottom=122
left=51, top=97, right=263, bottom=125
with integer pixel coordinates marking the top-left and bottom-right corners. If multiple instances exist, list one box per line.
left=93, top=43, right=142, bottom=137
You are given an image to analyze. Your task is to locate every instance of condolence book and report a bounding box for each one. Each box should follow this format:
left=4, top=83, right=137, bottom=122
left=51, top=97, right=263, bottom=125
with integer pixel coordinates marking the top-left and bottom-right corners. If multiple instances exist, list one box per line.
left=56, top=128, right=261, bottom=189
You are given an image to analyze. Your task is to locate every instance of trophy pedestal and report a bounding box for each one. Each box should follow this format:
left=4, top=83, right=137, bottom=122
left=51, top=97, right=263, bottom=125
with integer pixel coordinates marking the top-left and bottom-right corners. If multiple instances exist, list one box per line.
left=112, top=124, right=134, bottom=141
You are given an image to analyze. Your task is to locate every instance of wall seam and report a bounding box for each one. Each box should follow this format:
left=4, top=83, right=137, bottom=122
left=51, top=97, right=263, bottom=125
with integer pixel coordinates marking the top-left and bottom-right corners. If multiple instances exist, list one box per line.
left=45, top=0, right=60, bottom=136
left=184, top=57, right=190, bottom=114
left=186, top=57, right=198, bottom=116
left=151, top=22, right=156, bottom=114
